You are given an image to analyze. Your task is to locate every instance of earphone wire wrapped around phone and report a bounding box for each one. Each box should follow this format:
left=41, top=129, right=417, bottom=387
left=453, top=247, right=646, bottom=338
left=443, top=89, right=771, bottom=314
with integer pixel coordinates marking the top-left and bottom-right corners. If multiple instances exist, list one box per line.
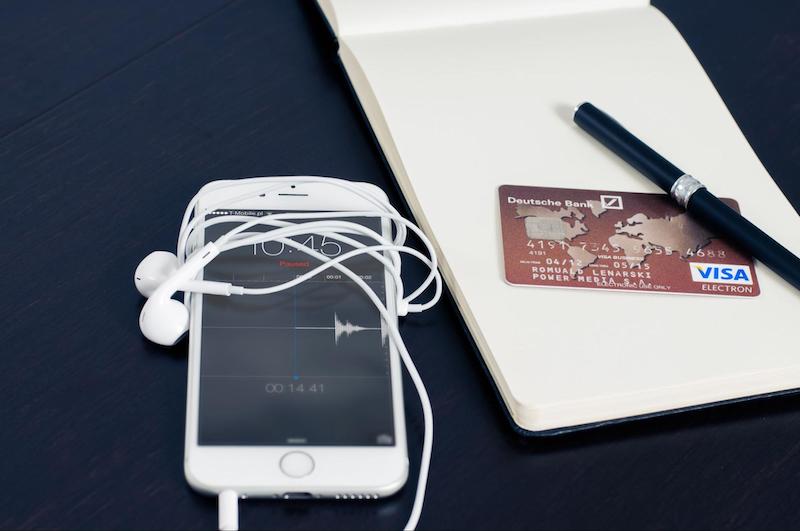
left=134, top=176, right=442, bottom=531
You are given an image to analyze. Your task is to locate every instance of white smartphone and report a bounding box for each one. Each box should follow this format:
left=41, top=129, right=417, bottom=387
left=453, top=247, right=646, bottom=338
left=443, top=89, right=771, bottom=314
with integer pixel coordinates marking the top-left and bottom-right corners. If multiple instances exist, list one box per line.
left=184, top=180, right=408, bottom=499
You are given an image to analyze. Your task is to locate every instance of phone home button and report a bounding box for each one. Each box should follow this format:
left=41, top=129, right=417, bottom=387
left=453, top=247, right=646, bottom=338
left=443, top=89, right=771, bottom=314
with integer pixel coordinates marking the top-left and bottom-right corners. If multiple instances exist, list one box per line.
left=279, top=451, right=315, bottom=478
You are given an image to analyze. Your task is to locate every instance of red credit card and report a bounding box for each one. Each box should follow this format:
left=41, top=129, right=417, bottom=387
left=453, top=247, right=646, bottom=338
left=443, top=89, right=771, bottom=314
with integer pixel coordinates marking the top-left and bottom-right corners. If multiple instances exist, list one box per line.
left=498, top=185, right=760, bottom=297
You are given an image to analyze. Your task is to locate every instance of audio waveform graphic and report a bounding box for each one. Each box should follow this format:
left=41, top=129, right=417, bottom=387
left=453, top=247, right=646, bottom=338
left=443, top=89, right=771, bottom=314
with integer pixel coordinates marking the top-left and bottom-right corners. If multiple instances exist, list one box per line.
left=295, top=313, right=387, bottom=346
left=334, top=313, right=386, bottom=345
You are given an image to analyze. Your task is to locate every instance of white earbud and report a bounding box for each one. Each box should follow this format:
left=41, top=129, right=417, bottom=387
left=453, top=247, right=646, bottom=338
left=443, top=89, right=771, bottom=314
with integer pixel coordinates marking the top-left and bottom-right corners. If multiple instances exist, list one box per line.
left=138, top=243, right=222, bottom=346
left=135, top=251, right=235, bottom=298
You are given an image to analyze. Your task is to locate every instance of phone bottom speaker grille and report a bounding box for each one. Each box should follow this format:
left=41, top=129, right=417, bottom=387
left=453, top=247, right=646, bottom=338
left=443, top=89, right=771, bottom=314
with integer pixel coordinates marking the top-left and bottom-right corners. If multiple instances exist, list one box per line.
left=334, top=494, right=380, bottom=500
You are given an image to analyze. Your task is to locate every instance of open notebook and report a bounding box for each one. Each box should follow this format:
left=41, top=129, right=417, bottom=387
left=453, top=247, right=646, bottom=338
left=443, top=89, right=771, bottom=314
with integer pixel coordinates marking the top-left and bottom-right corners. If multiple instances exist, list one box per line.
left=316, top=0, right=800, bottom=434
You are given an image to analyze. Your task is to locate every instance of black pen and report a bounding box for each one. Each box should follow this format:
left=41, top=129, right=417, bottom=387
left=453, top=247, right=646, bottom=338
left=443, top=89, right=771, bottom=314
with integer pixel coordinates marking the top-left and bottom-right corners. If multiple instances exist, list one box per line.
left=573, top=101, right=800, bottom=293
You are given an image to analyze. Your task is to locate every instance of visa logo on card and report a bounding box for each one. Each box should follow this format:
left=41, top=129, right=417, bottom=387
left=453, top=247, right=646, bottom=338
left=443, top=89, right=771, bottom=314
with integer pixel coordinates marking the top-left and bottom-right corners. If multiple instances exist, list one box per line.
left=690, top=262, right=753, bottom=285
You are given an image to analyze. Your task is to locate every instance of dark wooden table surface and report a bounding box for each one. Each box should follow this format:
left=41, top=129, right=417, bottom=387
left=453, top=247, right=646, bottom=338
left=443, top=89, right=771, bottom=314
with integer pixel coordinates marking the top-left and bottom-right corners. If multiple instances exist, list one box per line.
left=1, top=1, right=799, bottom=529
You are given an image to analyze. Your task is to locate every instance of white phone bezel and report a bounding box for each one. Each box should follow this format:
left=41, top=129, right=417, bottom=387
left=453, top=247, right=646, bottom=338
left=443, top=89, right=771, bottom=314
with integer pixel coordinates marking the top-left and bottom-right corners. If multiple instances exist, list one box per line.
left=184, top=180, right=408, bottom=498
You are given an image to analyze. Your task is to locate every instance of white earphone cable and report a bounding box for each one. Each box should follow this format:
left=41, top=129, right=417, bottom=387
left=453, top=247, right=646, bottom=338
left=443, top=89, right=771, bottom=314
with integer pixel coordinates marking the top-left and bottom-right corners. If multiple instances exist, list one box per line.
left=169, top=177, right=438, bottom=530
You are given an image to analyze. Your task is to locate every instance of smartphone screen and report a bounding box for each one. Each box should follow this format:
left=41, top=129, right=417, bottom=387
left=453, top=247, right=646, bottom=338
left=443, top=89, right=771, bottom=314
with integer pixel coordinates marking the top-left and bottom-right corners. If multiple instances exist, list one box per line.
left=196, top=210, right=395, bottom=447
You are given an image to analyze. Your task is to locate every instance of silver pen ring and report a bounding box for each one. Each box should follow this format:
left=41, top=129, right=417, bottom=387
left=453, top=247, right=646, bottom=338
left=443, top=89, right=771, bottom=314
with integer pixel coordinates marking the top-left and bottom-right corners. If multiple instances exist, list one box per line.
left=670, top=174, right=706, bottom=209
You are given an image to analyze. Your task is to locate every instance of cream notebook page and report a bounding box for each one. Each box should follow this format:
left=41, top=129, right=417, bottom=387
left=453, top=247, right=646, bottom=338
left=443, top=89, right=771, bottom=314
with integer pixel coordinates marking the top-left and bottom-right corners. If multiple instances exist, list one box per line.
left=319, top=0, right=800, bottom=431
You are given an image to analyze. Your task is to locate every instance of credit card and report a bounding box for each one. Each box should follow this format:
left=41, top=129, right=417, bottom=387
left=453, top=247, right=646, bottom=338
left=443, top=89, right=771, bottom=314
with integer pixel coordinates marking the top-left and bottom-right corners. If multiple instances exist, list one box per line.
left=498, top=185, right=759, bottom=297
